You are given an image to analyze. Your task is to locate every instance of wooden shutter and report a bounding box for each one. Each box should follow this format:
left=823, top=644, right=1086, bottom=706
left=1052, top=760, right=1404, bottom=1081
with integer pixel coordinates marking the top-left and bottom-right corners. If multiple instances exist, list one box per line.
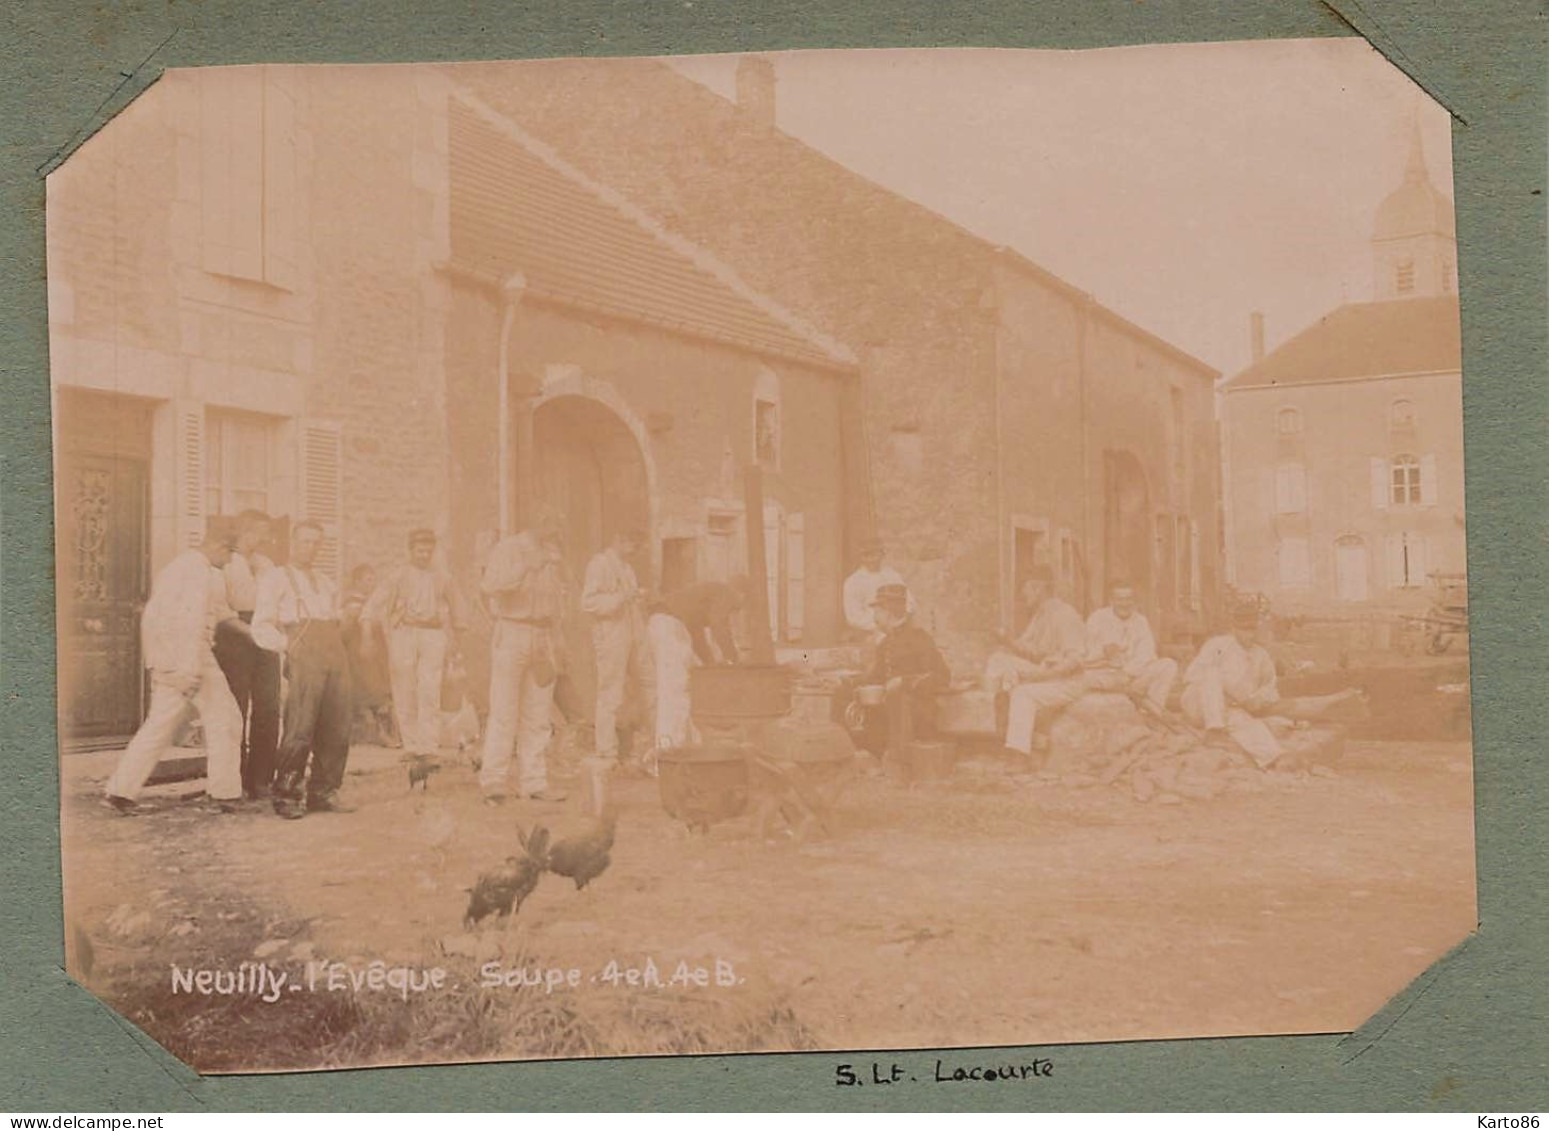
left=175, top=403, right=206, bottom=548
left=763, top=503, right=782, bottom=640
left=785, top=512, right=805, bottom=642
left=1370, top=458, right=1390, bottom=510
left=262, top=66, right=300, bottom=290
left=199, top=67, right=264, bottom=280
left=1188, top=520, right=1201, bottom=611
left=299, top=421, right=343, bottom=582
left=1419, top=454, right=1438, bottom=506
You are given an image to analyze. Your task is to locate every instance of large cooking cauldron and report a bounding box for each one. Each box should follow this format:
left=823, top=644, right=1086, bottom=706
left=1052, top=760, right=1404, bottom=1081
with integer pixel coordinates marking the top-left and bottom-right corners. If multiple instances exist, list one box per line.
left=656, top=743, right=752, bottom=833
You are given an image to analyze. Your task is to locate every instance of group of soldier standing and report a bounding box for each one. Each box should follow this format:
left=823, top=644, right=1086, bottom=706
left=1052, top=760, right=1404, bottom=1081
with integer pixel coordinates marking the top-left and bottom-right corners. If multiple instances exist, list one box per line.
left=101, top=509, right=749, bottom=819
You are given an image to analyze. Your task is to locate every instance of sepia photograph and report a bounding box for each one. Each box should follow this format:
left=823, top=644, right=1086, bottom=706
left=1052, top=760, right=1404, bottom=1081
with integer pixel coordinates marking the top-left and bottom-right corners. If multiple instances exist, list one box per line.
left=48, top=40, right=1475, bottom=1074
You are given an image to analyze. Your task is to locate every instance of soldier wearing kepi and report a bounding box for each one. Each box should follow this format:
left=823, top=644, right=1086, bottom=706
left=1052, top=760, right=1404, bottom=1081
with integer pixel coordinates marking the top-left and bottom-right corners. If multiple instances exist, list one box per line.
left=860, top=583, right=951, bottom=756
left=478, top=509, right=569, bottom=804
left=103, top=527, right=247, bottom=815
left=252, top=520, right=355, bottom=819
left=365, top=527, right=469, bottom=758
left=214, top=509, right=281, bottom=800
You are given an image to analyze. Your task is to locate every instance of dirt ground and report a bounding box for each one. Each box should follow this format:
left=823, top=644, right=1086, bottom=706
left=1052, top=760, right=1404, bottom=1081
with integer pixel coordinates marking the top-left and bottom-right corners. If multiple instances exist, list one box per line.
left=59, top=680, right=1477, bottom=1073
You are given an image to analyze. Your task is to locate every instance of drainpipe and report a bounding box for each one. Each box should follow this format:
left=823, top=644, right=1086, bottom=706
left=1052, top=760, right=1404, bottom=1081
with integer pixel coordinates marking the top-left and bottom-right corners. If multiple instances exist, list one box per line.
left=1075, top=292, right=1093, bottom=613
left=496, top=272, right=528, bottom=536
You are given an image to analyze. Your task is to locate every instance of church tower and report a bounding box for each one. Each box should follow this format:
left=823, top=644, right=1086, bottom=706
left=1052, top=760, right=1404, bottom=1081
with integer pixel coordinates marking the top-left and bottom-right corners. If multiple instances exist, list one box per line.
left=1371, top=116, right=1457, bottom=301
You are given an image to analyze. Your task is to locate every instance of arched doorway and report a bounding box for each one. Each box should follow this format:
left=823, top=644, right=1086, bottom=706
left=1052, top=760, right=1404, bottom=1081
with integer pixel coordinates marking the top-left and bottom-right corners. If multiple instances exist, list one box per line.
left=530, top=394, right=652, bottom=721
left=1102, top=449, right=1153, bottom=611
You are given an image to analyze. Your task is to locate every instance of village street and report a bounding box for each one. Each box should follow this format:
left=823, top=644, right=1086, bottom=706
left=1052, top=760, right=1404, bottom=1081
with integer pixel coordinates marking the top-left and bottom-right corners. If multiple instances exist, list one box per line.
left=61, top=674, right=1476, bottom=1073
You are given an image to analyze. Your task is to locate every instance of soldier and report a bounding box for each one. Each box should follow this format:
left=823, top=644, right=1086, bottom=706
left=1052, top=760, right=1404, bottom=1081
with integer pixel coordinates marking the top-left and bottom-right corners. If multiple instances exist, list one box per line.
left=478, top=510, right=569, bottom=804
left=252, top=520, right=354, bottom=819
left=103, top=528, right=246, bottom=815
left=214, top=509, right=281, bottom=800
left=860, top=583, right=951, bottom=756
left=580, top=527, right=649, bottom=767
left=364, top=528, right=470, bottom=757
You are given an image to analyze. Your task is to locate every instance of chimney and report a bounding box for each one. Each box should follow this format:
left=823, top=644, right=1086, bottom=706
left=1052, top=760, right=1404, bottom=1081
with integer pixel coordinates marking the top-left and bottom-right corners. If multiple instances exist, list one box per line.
left=1249, top=311, right=1265, bottom=363
left=735, top=56, right=777, bottom=130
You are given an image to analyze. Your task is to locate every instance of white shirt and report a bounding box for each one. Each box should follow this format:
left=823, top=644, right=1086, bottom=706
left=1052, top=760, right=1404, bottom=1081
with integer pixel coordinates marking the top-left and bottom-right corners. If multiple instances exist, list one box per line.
left=1084, top=606, right=1159, bottom=676
left=251, top=564, right=340, bottom=653
left=222, top=551, right=274, bottom=614
left=843, top=565, right=911, bottom=632
left=580, top=548, right=639, bottom=621
left=140, top=549, right=235, bottom=676
left=1184, top=633, right=1279, bottom=708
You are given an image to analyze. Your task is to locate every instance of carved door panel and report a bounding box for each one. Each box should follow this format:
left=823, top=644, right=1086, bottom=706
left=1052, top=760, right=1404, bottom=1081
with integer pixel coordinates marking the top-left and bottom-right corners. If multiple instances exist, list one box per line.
left=57, top=451, right=150, bottom=743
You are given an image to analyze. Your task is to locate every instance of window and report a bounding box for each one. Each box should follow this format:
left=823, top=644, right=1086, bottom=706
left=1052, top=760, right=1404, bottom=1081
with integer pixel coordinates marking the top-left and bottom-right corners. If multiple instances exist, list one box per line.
left=1277, top=538, right=1311, bottom=589
left=1442, top=258, right=1454, bottom=294
left=1396, top=259, right=1416, bottom=295
left=1387, top=532, right=1429, bottom=589
left=1334, top=535, right=1369, bottom=602
left=1169, top=387, right=1186, bottom=480
left=1390, top=399, right=1418, bottom=431
left=1276, top=407, right=1302, bottom=435
left=205, top=410, right=272, bottom=517
left=1175, top=516, right=1195, bottom=611
left=752, top=370, right=780, bottom=470
left=1275, top=462, right=1307, bottom=514
left=1390, top=454, right=1422, bottom=506
left=199, top=66, right=300, bottom=288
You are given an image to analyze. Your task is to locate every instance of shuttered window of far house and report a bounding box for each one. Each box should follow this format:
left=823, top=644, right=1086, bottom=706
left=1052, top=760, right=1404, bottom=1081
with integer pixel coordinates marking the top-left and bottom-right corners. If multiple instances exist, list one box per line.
left=1275, top=462, right=1307, bottom=514
left=1396, top=259, right=1416, bottom=295
left=298, top=421, right=343, bottom=582
left=1371, top=454, right=1437, bottom=509
left=1386, top=532, right=1429, bottom=589
left=1277, top=538, right=1311, bottom=589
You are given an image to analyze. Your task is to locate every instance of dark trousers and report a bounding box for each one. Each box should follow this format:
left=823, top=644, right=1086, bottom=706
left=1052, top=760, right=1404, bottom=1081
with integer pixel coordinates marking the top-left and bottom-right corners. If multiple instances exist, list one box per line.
left=861, top=685, right=938, bottom=757
left=273, top=622, right=354, bottom=802
left=214, top=613, right=282, bottom=796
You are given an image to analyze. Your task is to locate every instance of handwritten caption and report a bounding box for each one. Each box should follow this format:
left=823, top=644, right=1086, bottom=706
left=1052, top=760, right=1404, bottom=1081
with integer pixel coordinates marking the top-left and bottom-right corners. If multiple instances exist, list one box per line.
left=836, top=1059, right=1054, bottom=1087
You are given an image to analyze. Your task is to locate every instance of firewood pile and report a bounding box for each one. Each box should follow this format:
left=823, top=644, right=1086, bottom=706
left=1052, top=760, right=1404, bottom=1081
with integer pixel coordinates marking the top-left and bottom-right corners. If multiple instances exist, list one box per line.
left=1041, top=694, right=1344, bottom=804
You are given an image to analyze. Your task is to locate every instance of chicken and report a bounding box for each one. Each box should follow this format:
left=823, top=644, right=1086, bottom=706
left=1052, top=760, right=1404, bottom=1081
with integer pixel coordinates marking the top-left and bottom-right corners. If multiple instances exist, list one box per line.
left=545, top=813, right=617, bottom=891
left=462, top=825, right=550, bottom=929
left=405, top=753, right=442, bottom=791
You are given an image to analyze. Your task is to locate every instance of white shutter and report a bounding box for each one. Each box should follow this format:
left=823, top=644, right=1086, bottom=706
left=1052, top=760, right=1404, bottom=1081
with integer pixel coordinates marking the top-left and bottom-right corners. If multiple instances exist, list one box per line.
left=1411, top=535, right=1430, bottom=586
left=785, top=512, right=805, bottom=642
left=1370, top=458, right=1390, bottom=510
left=763, top=503, right=781, bottom=639
left=262, top=66, right=300, bottom=290
left=1419, top=454, right=1438, bottom=507
left=299, top=420, right=343, bottom=583
left=175, top=403, right=206, bottom=548
left=1384, top=535, right=1405, bottom=588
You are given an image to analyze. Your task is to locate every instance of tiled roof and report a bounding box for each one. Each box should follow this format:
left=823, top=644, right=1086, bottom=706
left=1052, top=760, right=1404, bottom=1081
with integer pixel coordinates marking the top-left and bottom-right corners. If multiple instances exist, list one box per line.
left=447, top=94, right=855, bottom=373
left=1222, top=296, right=1461, bottom=390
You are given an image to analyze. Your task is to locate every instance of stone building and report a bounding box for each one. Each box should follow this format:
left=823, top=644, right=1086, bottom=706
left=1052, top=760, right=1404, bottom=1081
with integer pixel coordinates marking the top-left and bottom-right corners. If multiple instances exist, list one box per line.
left=447, top=57, right=1224, bottom=673
left=1221, top=125, right=1464, bottom=623
left=47, top=64, right=855, bottom=745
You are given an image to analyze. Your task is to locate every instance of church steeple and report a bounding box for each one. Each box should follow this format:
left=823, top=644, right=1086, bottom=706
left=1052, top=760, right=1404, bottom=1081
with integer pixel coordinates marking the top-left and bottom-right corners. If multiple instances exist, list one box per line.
left=1371, top=111, right=1457, bottom=301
